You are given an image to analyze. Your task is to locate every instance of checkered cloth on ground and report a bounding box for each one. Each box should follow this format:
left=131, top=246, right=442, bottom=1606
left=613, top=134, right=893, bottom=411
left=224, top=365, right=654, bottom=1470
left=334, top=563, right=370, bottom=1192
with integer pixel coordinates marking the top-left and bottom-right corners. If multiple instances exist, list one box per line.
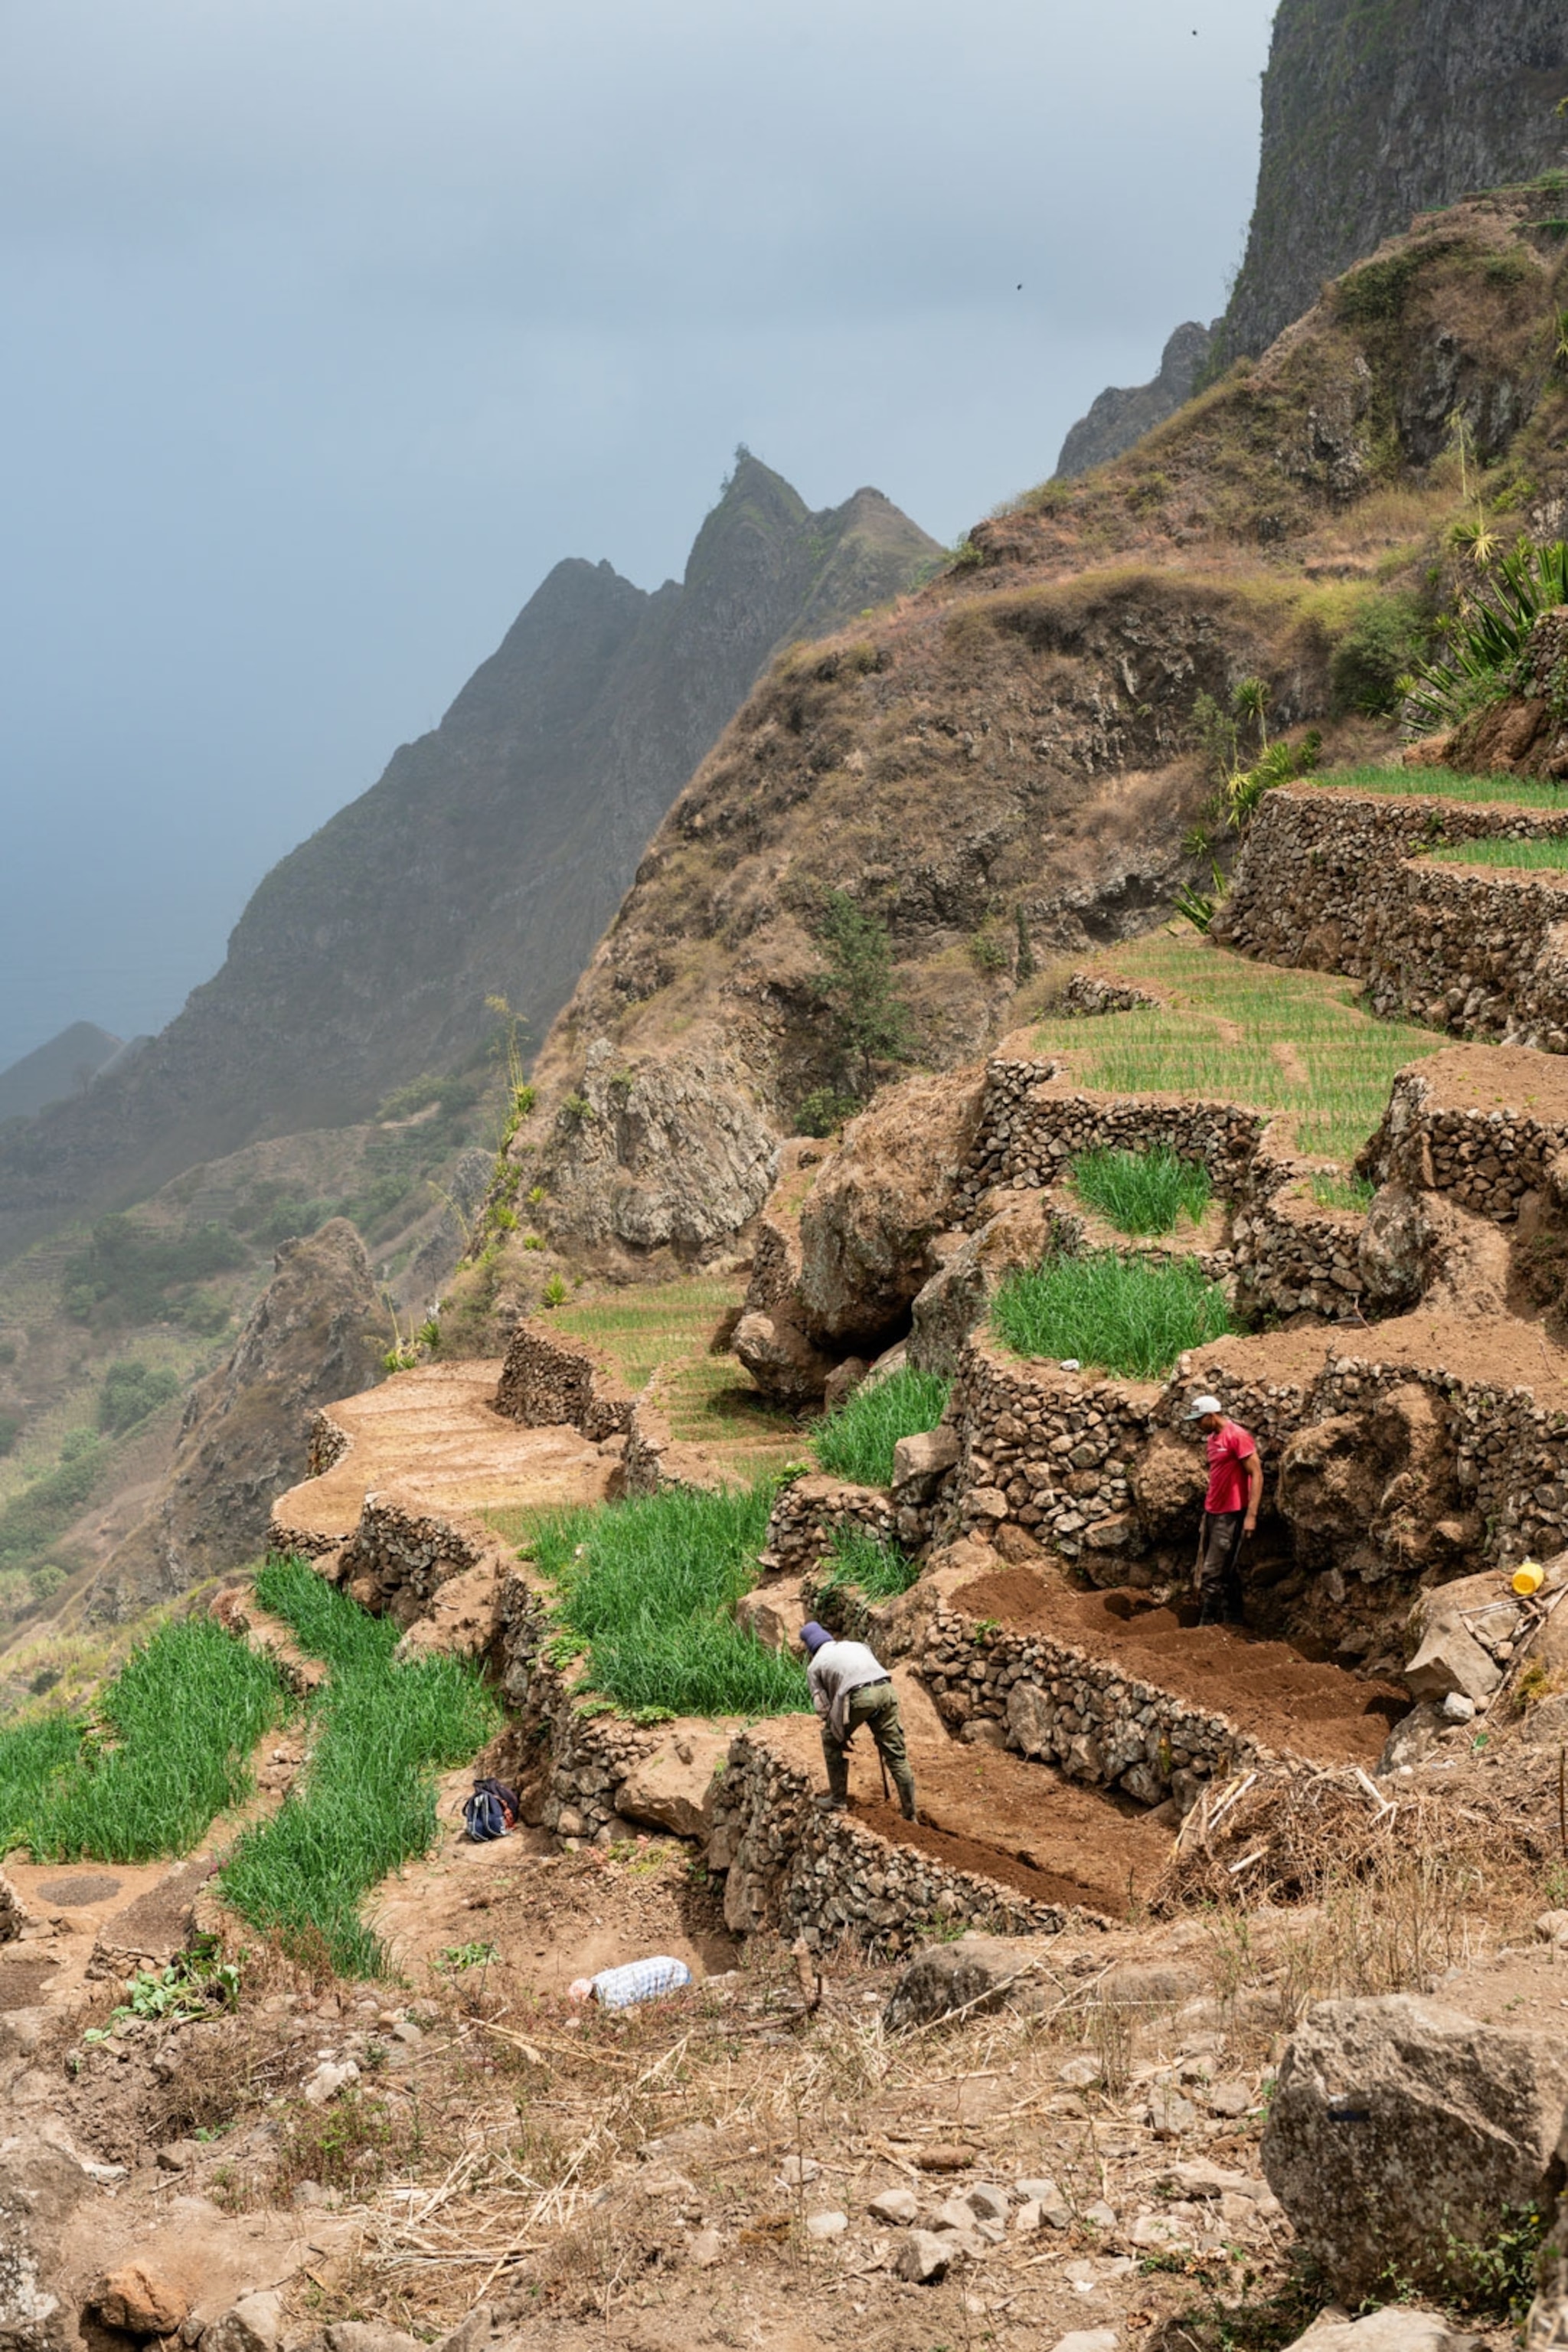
left=591, top=1955, right=693, bottom=2010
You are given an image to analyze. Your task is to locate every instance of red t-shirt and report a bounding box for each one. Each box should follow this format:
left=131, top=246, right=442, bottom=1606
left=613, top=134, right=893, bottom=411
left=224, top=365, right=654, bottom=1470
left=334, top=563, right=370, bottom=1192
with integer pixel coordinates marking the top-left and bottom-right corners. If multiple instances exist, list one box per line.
left=1205, top=1419, right=1256, bottom=1515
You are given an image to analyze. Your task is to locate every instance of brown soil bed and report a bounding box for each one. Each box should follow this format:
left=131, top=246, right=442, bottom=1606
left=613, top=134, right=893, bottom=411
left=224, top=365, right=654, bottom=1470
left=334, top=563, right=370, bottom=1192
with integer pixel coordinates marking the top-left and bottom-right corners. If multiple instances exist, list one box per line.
left=0, top=1952, right=64, bottom=2008
left=948, top=1568, right=1404, bottom=1766
left=1415, top=1040, right=1568, bottom=1122
left=1341, top=1308, right=1568, bottom=1408
left=851, top=1749, right=1168, bottom=1919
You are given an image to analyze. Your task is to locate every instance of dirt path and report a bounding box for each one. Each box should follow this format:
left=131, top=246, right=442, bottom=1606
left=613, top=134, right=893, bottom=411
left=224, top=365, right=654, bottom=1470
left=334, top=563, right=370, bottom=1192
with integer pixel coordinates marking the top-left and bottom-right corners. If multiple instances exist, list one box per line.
left=949, top=1567, right=1403, bottom=1766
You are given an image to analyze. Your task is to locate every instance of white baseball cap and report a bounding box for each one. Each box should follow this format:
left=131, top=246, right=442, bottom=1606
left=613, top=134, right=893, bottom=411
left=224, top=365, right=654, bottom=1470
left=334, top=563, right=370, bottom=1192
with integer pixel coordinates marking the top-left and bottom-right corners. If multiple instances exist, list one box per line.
left=1184, top=1393, right=1224, bottom=1420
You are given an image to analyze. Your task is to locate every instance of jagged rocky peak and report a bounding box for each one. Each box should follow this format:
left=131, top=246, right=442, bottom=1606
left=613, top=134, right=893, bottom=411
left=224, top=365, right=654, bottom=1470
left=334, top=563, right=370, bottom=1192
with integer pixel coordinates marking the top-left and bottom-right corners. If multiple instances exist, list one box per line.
left=1055, top=320, right=1220, bottom=479
left=0, top=454, right=938, bottom=1262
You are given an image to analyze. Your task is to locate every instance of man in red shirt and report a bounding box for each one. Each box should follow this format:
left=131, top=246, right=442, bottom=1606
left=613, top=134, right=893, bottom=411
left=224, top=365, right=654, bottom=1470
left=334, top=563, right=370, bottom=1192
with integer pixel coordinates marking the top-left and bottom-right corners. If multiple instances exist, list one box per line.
left=1184, top=1393, right=1263, bottom=1625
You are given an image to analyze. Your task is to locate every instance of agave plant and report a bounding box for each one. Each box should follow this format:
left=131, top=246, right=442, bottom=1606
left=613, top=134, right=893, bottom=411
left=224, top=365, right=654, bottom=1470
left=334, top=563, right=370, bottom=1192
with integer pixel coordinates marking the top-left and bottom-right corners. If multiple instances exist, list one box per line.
left=1403, top=537, right=1568, bottom=735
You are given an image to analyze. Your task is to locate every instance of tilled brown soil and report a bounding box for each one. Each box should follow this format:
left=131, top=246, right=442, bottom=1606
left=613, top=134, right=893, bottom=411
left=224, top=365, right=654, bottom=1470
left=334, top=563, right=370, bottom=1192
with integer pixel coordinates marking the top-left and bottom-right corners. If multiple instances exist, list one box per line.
left=851, top=1746, right=1169, bottom=1919
left=949, top=1569, right=1404, bottom=1766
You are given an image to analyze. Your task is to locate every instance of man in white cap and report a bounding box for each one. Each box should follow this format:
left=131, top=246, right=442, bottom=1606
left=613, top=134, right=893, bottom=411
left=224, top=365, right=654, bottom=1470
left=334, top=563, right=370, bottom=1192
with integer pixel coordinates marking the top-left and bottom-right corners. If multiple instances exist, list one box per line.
left=1184, top=1393, right=1262, bottom=1625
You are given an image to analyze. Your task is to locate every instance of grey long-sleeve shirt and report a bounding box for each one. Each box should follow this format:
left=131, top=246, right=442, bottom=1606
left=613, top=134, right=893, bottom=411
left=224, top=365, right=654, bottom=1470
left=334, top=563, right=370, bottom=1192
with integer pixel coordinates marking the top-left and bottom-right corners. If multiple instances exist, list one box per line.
left=807, top=1638, right=892, bottom=1742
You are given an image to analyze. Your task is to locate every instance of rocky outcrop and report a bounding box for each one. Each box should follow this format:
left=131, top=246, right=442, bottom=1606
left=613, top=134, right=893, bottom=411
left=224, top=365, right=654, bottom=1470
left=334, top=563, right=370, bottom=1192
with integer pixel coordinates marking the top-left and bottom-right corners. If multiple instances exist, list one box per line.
left=795, top=1072, right=987, bottom=1349
left=528, top=1037, right=778, bottom=1263
left=1056, top=321, right=1218, bottom=479
left=91, top=1220, right=390, bottom=1620
left=0, top=2136, right=94, bottom=2352
left=1263, top=1994, right=1568, bottom=2301
left=1225, top=0, right=1568, bottom=359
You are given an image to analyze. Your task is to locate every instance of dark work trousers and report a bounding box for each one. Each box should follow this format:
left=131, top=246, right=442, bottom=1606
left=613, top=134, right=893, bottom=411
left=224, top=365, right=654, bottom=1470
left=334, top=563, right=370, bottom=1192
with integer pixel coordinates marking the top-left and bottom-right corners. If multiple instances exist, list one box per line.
left=1197, top=1508, right=1247, bottom=1622
left=822, top=1681, right=916, bottom=1814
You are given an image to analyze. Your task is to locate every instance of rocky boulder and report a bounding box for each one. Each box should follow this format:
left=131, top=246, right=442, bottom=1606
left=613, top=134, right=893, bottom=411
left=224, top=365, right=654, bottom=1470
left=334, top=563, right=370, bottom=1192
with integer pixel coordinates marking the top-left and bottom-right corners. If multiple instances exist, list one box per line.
left=907, top=1194, right=1055, bottom=1376
left=795, top=1068, right=987, bottom=1350
left=537, top=1036, right=778, bottom=1258
left=91, top=1220, right=390, bottom=1621
left=1263, top=1994, right=1568, bottom=2301
left=1281, top=2312, right=1475, bottom=2352
left=0, top=2138, right=93, bottom=2352
left=616, top=1722, right=734, bottom=1840
left=1403, top=1569, right=1521, bottom=1704
left=1128, top=1427, right=1209, bottom=1538
left=884, top=1934, right=1041, bottom=2031
left=1359, top=1184, right=1511, bottom=1318
left=732, top=1300, right=837, bottom=1412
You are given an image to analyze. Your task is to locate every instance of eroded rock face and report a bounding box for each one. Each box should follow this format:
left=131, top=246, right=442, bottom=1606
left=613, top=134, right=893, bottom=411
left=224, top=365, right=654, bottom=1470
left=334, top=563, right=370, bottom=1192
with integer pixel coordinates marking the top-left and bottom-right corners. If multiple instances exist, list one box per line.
left=537, top=1038, right=778, bottom=1259
left=90, top=1220, right=390, bottom=1622
left=908, top=1194, right=1055, bottom=1377
left=795, top=1070, right=987, bottom=1350
left=1276, top=1383, right=1472, bottom=1579
left=0, top=2138, right=91, bottom=2352
left=1360, top=1184, right=1512, bottom=1317
left=1263, top=1994, right=1568, bottom=2301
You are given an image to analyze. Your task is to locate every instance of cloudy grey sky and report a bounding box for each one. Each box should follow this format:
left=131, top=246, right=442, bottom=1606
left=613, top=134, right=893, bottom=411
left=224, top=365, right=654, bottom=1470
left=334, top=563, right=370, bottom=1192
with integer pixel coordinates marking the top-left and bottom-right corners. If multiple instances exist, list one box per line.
left=0, top=0, right=1276, bottom=1072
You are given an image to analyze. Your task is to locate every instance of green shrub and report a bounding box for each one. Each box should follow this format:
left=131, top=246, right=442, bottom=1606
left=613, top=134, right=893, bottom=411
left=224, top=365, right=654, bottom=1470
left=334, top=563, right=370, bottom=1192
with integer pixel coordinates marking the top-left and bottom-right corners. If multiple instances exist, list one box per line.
left=1404, top=538, right=1568, bottom=733
left=1, top=1619, right=286, bottom=1861
left=795, top=1088, right=860, bottom=1138
left=0, top=1439, right=106, bottom=1570
left=811, top=891, right=915, bottom=1098
left=1073, top=1147, right=1211, bottom=1236
left=1330, top=596, right=1430, bottom=714
left=812, top=1367, right=952, bottom=1488
left=97, top=1360, right=181, bottom=1436
left=530, top=1481, right=807, bottom=1720
left=220, top=1557, right=499, bottom=1975
left=0, top=1413, right=20, bottom=1458
left=819, top=1524, right=920, bottom=1601
left=63, top=1214, right=247, bottom=1328
left=1334, top=248, right=1424, bottom=325
left=993, top=1251, right=1232, bottom=1377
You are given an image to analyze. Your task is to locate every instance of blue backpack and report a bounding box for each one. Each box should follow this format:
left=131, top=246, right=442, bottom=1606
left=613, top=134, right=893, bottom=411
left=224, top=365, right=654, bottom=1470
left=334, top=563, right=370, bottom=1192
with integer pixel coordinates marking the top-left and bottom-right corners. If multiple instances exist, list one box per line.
left=463, top=1777, right=518, bottom=1841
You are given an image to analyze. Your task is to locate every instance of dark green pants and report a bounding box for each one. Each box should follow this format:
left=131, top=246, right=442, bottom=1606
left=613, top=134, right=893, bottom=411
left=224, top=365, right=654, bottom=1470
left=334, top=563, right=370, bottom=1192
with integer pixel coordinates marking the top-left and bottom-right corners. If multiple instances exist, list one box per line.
left=823, top=1681, right=915, bottom=1811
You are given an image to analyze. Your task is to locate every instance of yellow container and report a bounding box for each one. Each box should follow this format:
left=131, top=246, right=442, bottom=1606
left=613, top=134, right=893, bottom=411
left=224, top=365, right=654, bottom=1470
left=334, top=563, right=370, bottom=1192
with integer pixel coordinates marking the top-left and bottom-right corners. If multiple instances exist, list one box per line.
left=1513, top=1560, right=1545, bottom=1597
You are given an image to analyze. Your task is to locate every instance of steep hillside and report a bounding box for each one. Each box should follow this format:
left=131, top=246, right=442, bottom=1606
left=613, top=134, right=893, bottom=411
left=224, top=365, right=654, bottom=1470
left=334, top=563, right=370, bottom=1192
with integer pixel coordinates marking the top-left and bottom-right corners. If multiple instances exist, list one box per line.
left=457, top=187, right=1568, bottom=1308
left=1226, top=0, right=1567, bottom=358
left=0, top=457, right=938, bottom=1264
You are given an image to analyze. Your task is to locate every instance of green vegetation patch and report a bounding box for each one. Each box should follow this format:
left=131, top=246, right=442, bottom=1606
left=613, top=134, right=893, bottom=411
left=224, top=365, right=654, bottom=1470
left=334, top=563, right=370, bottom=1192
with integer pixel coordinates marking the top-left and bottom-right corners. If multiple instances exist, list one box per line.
left=0, top=1433, right=107, bottom=1573
left=531, top=1481, right=808, bottom=1721
left=1312, top=765, right=1568, bottom=811
left=1073, top=1146, right=1211, bottom=1236
left=97, top=1360, right=181, bottom=1435
left=1425, top=835, right=1568, bottom=871
left=220, top=1557, right=499, bottom=1977
left=0, top=1617, right=286, bottom=1860
left=818, top=1524, right=920, bottom=1602
left=1309, top=1173, right=1376, bottom=1214
left=1031, top=934, right=1446, bottom=1159
left=63, top=1212, right=247, bottom=1332
left=812, top=1366, right=952, bottom=1488
left=993, top=1251, right=1232, bottom=1379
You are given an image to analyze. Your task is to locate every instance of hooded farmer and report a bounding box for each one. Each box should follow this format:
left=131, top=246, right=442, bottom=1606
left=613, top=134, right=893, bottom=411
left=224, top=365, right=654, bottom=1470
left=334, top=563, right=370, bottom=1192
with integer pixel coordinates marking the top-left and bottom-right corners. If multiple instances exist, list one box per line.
left=799, top=1622, right=917, bottom=1821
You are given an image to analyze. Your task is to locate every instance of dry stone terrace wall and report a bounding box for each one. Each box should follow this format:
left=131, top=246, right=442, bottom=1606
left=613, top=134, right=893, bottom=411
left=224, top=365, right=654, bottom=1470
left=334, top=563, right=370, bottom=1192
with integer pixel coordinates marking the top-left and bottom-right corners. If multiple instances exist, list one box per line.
left=494, top=1318, right=636, bottom=1440
left=916, top=1601, right=1279, bottom=1808
left=1232, top=1187, right=1367, bottom=1321
left=760, top=1473, right=902, bottom=1575
left=333, top=1493, right=505, bottom=1622
left=710, top=1726, right=1097, bottom=1953
left=1217, top=786, right=1568, bottom=1050
left=1060, top=972, right=1162, bottom=1016
left=950, top=1326, right=1568, bottom=1577
left=1363, top=1067, right=1568, bottom=1217
left=953, top=1065, right=1269, bottom=1227
left=305, top=1409, right=352, bottom=1479
left=497, top=1572, right=663, bottom=1840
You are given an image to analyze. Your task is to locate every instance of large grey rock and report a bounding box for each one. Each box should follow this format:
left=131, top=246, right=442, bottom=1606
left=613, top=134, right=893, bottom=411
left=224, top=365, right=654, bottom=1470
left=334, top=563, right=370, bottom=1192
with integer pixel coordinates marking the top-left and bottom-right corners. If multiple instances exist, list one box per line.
left=1282, top=2311, right=1475, bottom=2352
left=615, top=1721, right=733, bottom=1840
left=1263, top=1995, right=1568, bottom=2300
left=884, top=1935, right=1036, bottom=2030
left=891, top=1425, right=961, bottom=1501
left=0, top=2139, right=93, bottom=2352
left=203, top=2293, right=283, bottom=2352
left=1403, top=1625, right=1500, bottom=1704
left=732, top=1302, right=836, bottom=1412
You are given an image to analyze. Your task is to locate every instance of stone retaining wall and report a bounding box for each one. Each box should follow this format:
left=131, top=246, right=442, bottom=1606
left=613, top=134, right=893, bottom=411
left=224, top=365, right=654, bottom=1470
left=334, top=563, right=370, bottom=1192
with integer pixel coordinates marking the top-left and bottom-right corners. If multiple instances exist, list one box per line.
left=1060, top=972, right=1163, bottom=1016
left=916, top=1602, right=1279, bottom=1808
left=709, top=1727, right=1099, bottom=1953
left=333, top=1493, right=500, bottom=1623
left=1231, top=1186, right=1367, bottom=1321
left=949, top=1325, right=1568, bottom=1578
left=305, top=1410, right=352, bottom=1479
left=954, top=1067, right=1269, bottom=1227
left=497, top=1574, right=662, bottom=1839
left=760, top=1473, right=903, bottom=1576
left=1217, top=786, right=1568, bottom=1050
left=1361, top=1067, right=1568, bottom=1217
left=494, top=1319, right=637, bottom=1439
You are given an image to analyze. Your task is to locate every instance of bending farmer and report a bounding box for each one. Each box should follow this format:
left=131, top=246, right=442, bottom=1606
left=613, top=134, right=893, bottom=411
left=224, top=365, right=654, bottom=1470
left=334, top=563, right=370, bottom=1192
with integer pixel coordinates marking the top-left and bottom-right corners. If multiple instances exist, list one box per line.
left=1184, top=1391, right=1262, bottom=1625
left=799, top=1621, right=917, bottom=1821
